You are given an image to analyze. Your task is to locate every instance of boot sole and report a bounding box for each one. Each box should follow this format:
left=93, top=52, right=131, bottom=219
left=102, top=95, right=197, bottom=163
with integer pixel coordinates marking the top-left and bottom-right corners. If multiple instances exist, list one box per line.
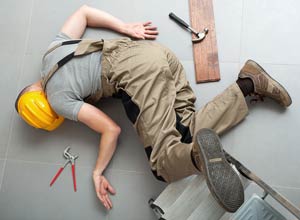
left=195, top=128, right=244, bottom=212
left=240, top=60, right=292, bottom=107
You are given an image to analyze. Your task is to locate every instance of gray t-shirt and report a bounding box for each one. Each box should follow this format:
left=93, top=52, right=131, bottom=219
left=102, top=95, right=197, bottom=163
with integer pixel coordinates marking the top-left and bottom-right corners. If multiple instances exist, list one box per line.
left=41, top=32, right=102, bottom=121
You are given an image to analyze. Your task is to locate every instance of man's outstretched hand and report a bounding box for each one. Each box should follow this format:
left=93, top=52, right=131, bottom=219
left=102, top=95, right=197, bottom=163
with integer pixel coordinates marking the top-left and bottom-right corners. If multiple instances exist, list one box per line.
left=93, top=173, right=116, bottom=210
left=123, top=22, right=158, bottom=40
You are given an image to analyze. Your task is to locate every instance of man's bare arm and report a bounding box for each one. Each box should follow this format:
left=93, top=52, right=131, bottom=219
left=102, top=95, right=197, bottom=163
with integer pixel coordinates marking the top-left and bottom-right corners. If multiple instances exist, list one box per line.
left=78, top=103, right=120, bottom=175
left=78, top=103, right=120, bottom=210
left=60, top=5, right=158, bottom=39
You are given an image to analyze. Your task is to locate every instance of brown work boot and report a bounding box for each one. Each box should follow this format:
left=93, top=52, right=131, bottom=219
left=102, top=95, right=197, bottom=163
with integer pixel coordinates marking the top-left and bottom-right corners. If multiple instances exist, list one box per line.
left=192, top=128, right=244, bottom=212
left=239, top=60, right=292, bottom=107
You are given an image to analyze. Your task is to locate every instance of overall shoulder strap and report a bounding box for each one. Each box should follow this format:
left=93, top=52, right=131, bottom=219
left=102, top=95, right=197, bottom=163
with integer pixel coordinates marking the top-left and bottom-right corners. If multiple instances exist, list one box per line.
left=43, top=39, right=82, bottom=59
left=41, top=39, right=104, bottom=91
left=41, top=51, right=75, bottom=90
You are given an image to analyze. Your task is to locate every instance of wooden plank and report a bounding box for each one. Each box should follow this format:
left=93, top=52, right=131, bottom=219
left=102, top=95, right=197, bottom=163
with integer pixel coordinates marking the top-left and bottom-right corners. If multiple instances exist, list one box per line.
left=189, top=0, right=220, bottom=83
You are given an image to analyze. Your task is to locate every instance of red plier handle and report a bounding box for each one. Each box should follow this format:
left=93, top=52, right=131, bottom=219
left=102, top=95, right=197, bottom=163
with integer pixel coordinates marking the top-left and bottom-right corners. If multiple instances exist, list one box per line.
left=50, top=160, right=69, bottom=187
left=50, top=167, right=64, bottom=186
left=71, top=164, right=77, bottom=192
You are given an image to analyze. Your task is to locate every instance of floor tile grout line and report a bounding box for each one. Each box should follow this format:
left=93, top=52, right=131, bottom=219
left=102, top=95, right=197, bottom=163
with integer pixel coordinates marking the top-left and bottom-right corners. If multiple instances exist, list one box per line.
left=181, top=60, right=240, bottom=64
left=4, top=158, right=67, bottom=167
left=238, top=0, right=246, bottom=66
left=0, top=0, right=35, bottom=191
left=14, top=0, right=35, bottom=91
left=106, top=168, right=148, bottom=175
left=271, top=184, right=300, bottom=191
left=181, top=59, right=300, bottom=67
left=3, top=158, right=149, bottom=175
left=251, top=62, right=300, bottom=67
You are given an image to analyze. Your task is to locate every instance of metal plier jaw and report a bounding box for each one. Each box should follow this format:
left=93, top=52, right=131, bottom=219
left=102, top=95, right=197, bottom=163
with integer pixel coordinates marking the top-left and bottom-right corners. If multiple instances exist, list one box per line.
left=50, top=146, right=79, bottom=192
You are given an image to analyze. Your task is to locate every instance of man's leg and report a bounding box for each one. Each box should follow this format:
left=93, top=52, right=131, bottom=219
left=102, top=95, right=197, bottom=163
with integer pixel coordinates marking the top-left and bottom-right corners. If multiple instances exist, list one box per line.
left=192, top=59, right=292, bottom=136
left=161, top=47, right=249, bottom=137
left=191, top=60, right=292, bottom=212
left=193, top=83, right=248, bottom=135
left=164, top=47, right=197, bottom=126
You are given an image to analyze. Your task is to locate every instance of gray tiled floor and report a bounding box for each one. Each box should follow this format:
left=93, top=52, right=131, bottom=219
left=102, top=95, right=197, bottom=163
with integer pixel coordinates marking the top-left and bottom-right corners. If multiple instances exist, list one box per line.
left=1, top=0, right=300, bottom=219
left=213, top=0, right=244, bottom=63
left=0, top=52, right=22, bottom=158
left=240, top=0, right=300, bottom=65
left=0, top=160, right=4, bottom=187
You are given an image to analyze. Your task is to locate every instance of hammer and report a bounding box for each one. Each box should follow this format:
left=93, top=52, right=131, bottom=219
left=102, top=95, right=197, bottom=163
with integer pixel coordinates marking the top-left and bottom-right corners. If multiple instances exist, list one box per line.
left=169, top=12, right=208, bottom=43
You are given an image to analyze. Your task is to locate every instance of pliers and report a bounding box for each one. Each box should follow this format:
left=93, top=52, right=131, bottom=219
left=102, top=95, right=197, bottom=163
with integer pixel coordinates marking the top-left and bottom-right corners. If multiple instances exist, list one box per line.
left=50, top=146, right=78, bottom=192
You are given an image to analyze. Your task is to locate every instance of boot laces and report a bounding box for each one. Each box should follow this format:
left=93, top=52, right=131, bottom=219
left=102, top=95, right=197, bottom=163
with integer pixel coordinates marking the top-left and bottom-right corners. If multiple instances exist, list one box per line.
left=249, top=93, right=265, bottom=104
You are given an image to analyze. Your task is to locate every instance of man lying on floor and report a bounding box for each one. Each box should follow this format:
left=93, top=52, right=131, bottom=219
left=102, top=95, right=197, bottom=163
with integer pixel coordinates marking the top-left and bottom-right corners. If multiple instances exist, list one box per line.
left=15, top=5, right=292, bottom=212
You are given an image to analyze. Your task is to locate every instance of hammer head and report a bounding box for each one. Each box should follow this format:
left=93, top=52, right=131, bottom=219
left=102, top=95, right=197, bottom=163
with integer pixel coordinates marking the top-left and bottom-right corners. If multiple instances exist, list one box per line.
left=192, top=28, right=209, bottom=43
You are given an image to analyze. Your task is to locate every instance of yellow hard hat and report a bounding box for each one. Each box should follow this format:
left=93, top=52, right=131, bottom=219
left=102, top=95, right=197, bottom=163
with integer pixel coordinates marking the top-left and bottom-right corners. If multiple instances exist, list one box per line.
left=16, top=91, right=64, bottom=131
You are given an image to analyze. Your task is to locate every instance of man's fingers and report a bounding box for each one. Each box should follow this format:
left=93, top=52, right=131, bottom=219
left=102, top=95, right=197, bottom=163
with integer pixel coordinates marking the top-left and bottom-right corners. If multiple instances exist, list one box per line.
left=143, top=34, right=157, bottom=39
left=108, top=184, right=116, bottom=194
left=97, top=192, right=105, bottom=205
left=143, top=21, right=152, bottom=26
left=145, top=30, right=159, bottom=35
left=101, top=193, right=112, bottom=210
left=105, top=194, right=113, bottom=208
left=97, top=192, right=109, bottom=210
left=101, top=195, right=110, bottom=210
left=103, top=196, right=111, bottom=209
left=145, top=26, right=157, bottom=30
left=93, top=176, right=115, bottom=210
left=99, top=187, right=110, bottom=210
left=136, top=35, right=145, bottom=40
left=99, top=188, right=113, bottom=209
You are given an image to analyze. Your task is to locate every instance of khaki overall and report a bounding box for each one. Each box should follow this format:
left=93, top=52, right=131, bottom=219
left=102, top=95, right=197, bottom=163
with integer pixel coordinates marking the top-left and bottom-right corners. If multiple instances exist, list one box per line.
left=42, top=38, right=249, bottom=183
